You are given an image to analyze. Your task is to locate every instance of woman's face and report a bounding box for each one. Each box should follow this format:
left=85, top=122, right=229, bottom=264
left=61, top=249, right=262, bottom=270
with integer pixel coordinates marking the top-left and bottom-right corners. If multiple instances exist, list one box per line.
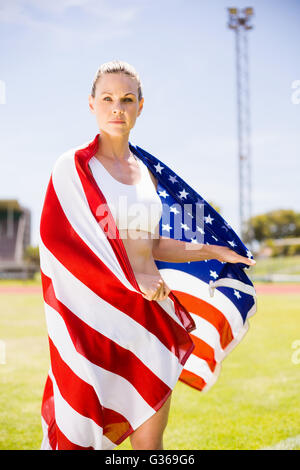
left=88, top=72, right=144, bottom=137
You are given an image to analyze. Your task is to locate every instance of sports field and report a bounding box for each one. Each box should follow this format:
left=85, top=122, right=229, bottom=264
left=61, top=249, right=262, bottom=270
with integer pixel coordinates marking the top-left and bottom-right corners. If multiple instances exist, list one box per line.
left=0, top=282, right=299, bottom=450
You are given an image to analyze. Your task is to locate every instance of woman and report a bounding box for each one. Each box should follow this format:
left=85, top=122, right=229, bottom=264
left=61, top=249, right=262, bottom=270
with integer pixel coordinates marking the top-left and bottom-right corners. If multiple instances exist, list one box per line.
left=39, top=60, right=256, bottom=450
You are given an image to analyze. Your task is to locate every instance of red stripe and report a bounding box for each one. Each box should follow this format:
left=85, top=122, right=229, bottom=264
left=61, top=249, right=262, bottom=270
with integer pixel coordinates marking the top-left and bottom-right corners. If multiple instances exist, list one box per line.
left=40, top=177, right=194, bottom=366
left=56, top=426, right=94, bottom=450
left=41, top=374, right=57, bottom=450
left=42, top=271, right=173, bottom=408
left=179, top=369, right=206, bottom=391
left=49, top=336, right=104, bottom=428
left=189, top=336, right=217, bottom=372
left=49, top=337, right=134, bottom=446
left=173, top=291, right=234, bottom=349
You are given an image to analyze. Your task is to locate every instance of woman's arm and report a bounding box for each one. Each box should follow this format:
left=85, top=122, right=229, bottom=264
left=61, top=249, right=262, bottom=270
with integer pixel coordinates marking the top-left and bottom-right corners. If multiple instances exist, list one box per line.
left=152, top=236, right=256, bottom=266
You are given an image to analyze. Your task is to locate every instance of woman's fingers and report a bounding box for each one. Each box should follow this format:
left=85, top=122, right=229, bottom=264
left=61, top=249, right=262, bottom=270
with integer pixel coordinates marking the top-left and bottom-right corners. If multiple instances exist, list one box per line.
left=152, top=279, right=165, bottom=301
left=218, top=246, right=256, bottom=266
left=236, top=252, right=256, bottom=266
left=155, top=282, right=171, bottom=301
left=135, top=272, right=172, bottom=301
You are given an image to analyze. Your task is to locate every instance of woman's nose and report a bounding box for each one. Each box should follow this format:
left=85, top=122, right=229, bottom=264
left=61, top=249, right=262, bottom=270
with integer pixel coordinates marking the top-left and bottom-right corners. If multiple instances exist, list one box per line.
left=113, top=101, right=124, bottom=113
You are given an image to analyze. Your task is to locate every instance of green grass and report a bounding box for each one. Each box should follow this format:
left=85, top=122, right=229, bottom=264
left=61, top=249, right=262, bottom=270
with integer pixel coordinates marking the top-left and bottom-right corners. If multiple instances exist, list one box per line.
left=0, top=286, right=299, bottom=450
left=252, top=255, right=300, bottom=276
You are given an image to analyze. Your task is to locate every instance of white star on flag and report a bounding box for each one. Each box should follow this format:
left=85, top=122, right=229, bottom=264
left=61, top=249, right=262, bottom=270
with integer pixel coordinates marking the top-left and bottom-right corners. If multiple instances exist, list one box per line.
left=234, top=290, right=241, bottom=299
left=159, top=190, right=169, bottom=198
left=154, top=162, right=164, bottom=174
left=204, top=214, right=214, bottom=224
left=190, top=237, right=199, bottom=244
left=169, top=175, right=178, bottom=184
left=212, top=235, right=218, bottom=241
left=170, top=206, right=180, bottom=215
left=162, top=224, right=172, bottom=232
left=197, top=226, right=205, bottom=234
left=228, top=240, right=237, bottom=248
left=209, top=270, right=218, bottom=279
left=181, top=223, right=189, bottom=231
left=178, top=189, right=189, bottom=199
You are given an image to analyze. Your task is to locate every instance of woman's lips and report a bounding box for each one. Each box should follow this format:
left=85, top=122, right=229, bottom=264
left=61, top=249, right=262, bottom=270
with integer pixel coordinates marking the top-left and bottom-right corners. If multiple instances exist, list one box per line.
left=109, top=121, right=125, bottom=124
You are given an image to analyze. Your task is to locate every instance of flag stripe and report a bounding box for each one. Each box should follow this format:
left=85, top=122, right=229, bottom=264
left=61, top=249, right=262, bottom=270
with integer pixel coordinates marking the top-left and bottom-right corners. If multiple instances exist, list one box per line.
left=56, top=425, right=94, bottom=450
left=44, top=302, right=160, bottom=428
left=179, top=369, right=207, bottom=391
left=175, top=291, right=234, bottom=350
left=40, top=242, right=187, bottom=388
left=40, top=178, right=194, bottom=367
left=50, top=336, right=136, bottom=447
left=49, top=369, right=107, bottom=449
left=189, top=335, right=217, bottom=372
left=42, top=271, right=174, bottom=408
left=41, top=373, right=57, bottom=450
left=160, top=269, right=244, bottom=337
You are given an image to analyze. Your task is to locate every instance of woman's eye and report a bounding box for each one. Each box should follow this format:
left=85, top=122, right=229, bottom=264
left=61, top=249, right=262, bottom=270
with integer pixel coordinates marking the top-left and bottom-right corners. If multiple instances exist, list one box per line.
left=103, top=97, right=132, bottom=102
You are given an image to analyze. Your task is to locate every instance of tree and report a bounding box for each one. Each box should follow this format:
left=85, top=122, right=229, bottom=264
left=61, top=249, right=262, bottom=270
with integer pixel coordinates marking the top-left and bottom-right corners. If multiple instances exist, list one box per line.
left=249, top=209, right=300, bottom=242
left=23, top=245, right=40, bottom=266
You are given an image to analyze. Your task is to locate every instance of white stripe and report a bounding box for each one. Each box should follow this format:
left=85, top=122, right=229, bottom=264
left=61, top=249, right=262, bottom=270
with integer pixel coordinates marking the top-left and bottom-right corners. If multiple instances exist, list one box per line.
left=159, top=269, right=245, bottom=338
left=209, top=278, right=257, bottom=298
left=260, top=434, right=300, bottom=450
left=45, top=303, right=168, bottom=432
left=40, top=416, right=52, bottom=450
left=190, top=313, right=224, bottom=362
left=182, top=354, right=214, bottom=384
left=50, top=147, right=137, bottom=294
left=48, top=369, right=112, bottom=450
left=40, top=240, right=184, bottom=388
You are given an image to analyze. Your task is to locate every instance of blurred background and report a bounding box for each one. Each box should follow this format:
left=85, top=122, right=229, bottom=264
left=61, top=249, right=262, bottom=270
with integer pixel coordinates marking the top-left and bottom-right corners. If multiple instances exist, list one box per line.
left=0, top=0, right=299, bottom=450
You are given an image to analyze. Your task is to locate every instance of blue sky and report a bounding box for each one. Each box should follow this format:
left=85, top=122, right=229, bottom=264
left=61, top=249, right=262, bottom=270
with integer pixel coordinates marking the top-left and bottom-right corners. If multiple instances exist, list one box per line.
left=0, top=0, right=299, bottom=245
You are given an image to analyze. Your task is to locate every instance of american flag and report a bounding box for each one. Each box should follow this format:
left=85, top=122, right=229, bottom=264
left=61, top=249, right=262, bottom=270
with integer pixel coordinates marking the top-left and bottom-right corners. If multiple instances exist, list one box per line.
left=39, top=133, right=257, bottom=450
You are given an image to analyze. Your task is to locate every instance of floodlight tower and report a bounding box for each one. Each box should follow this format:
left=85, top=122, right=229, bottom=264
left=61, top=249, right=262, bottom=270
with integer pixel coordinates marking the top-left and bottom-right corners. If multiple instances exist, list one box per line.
left=227, top=7, right=255, bottom=249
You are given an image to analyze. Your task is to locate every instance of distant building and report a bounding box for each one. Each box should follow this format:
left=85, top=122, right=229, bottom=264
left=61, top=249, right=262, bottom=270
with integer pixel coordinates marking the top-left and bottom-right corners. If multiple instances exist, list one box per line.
left=0, top=199, right=35, bottom=278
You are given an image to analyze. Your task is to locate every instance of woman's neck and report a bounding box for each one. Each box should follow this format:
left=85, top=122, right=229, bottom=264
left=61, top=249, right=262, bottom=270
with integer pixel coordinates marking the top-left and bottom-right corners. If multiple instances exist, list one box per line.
left=96, top=132, right=131, bottom=161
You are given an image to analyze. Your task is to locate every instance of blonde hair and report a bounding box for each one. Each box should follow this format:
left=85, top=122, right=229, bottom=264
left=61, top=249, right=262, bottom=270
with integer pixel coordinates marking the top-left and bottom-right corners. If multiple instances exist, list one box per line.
left=91, top=60, right=143, bottom=101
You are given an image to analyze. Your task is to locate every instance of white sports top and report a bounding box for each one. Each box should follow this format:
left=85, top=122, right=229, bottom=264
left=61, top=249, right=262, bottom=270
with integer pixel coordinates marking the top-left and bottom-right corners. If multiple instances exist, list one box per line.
left=89, top=153, right=163, bottom=236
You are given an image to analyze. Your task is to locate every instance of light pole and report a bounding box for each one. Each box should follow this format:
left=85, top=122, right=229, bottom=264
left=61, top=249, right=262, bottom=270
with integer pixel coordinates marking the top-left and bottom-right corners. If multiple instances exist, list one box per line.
left=227, top=7, right=255, bottom=249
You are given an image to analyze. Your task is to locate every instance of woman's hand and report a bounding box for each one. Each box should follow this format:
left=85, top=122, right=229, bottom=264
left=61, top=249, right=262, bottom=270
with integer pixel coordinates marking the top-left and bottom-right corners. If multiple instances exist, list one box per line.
left=213, top=245, right=256, bottom=266
left=134, top=272, right=171, bottom=301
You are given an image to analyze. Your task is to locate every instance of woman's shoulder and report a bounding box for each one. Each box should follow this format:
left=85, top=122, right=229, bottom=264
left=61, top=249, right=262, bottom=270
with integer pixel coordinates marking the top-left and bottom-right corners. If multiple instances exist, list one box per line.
left=52, top=139, right=92, bottom=174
